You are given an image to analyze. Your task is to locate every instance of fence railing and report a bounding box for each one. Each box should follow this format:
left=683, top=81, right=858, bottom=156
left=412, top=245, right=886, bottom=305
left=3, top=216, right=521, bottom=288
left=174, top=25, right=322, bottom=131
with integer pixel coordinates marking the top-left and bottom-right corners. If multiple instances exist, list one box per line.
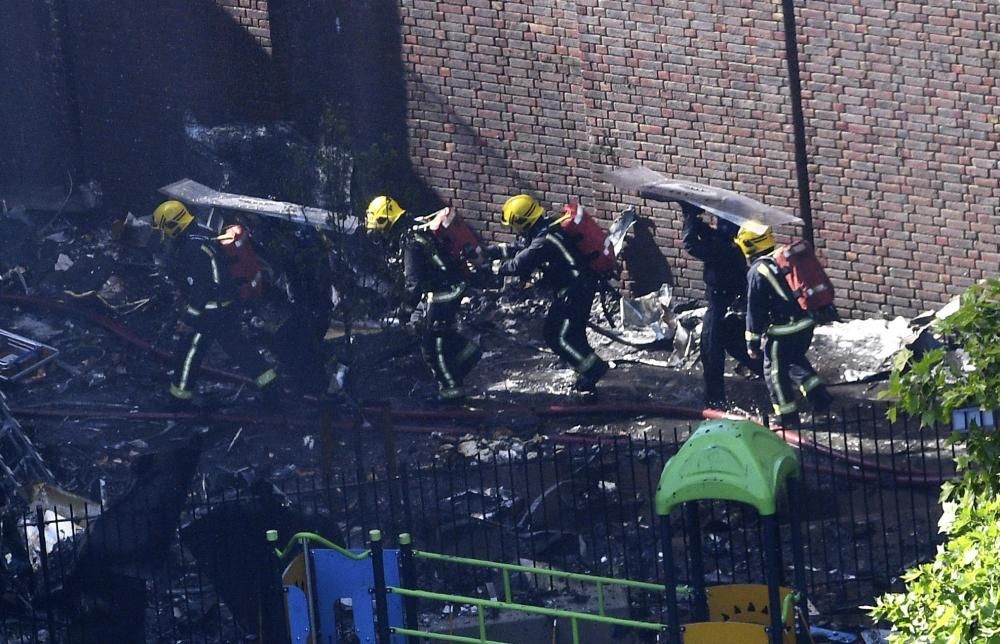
left=1, top=404, right=956, bottom=643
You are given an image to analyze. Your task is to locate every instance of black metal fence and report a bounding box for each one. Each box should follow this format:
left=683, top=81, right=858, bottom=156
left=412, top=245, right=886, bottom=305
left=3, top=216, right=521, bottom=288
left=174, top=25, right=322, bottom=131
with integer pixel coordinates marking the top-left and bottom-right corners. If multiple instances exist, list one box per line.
left=2, top=405, right=956, bottom=643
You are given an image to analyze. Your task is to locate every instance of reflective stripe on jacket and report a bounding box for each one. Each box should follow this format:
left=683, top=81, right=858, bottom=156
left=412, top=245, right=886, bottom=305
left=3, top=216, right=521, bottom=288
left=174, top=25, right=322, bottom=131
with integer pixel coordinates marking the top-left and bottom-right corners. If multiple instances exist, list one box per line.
left=746, top=255, right=814, bottom=338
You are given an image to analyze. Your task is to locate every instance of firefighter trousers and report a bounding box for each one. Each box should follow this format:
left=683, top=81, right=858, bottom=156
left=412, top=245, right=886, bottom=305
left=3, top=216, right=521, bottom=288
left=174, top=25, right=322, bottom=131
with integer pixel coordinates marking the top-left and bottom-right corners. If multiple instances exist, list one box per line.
left=701, top=293, right=763, bottom=406
left=170, top=305, right=277, bottom=400
left=420, top=297, right=481, bottom=396
left=273, top=306, right=330, bottom=395
left=543, top=282, right=606, bottom=381
left=762, top=327, right=831, bottom=424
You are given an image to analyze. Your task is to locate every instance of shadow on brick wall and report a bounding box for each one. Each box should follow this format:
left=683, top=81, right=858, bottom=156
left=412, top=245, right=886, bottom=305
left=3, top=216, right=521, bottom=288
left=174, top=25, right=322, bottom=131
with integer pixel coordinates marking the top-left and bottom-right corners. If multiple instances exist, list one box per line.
left=621, top=218, right=674, bottom=297
left=4, top=0, right=449, bottom=219
left=270, top=0, right=441, bottom=215
left=63, top=0, right=284, bottom=213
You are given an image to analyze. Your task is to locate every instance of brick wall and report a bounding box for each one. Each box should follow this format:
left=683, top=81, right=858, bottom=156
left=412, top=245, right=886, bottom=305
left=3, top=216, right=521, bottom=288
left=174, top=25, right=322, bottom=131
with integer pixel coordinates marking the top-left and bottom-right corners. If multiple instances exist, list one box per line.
left=215, top=0, right=273, bottom=53
left=400, top=0, right=1000, bottom=317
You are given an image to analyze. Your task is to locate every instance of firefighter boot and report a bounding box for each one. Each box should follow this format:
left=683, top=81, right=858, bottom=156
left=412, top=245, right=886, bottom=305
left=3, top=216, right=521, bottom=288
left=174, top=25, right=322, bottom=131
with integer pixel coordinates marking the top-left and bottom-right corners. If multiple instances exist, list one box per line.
left=573, top=358, right=609, bottom=393
left=167, top=381, right=204, bottom=411
left=427, top=386, right=466, bottom=405
left=167, top=389, right=194, bottom=411
left=456, top=342, right=483, bottom=381
left=808, top=385, right=834, bottom=414
left=256, top=379, right=285, bottom=411
left=770, top=412, right=800, bottom=430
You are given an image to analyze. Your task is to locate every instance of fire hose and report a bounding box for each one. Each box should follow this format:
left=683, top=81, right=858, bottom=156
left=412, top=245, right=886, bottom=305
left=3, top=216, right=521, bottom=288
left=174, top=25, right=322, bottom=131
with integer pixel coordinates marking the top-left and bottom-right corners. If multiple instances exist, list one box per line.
left=2, top=295, right=949, bottom=485
left=0, top=293, right=253, bottom=383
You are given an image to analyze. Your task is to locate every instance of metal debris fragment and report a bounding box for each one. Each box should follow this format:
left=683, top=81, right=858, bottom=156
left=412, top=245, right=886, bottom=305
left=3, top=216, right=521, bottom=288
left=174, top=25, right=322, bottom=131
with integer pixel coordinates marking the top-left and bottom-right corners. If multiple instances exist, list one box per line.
left=0, top=329, right=59, bottom=383
left=0, top=393, right=56, bottom=515
left=605, top=165, right=803, bottom=226
left=159, top=178, right=359, bottom=234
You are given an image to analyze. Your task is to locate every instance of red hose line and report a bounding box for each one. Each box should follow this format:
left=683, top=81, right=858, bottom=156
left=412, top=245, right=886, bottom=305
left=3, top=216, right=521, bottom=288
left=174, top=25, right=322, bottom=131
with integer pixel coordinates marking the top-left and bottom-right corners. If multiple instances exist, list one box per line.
left=11, top=406, right=615, bottom=442
left=541, top=402, right=949, bottom=485
left=12, top=403, right=948, bottom=483
left=0, top=294, right=252, bottom=383
left=361, top=406, right=488, bottom=421
left=4, top=295, right=949, bottom=484
left=11, top=406, right=477, bottom=437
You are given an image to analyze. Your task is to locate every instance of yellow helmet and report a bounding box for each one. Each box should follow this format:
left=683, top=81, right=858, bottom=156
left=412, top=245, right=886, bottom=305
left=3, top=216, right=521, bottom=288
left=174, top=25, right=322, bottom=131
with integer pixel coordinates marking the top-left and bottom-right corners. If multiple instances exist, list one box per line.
left=365, top=195, right=406, bottom=234
left=501, top=194, right=545, bottom=234
left=152, top=200, right=195, bottom=238
left=734, top=220, right=776, bottom=258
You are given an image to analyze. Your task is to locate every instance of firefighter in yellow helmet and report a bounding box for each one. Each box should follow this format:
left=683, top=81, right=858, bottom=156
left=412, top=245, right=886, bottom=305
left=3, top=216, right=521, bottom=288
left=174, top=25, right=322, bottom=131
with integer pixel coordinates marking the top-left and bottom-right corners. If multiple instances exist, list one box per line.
left=152, top=200, right=279, bottom=406
left=484, top=194, right=609, bottom=395
left=737, top=220, right=832, bottom=427
left=365, top=196, right=481, bottom=403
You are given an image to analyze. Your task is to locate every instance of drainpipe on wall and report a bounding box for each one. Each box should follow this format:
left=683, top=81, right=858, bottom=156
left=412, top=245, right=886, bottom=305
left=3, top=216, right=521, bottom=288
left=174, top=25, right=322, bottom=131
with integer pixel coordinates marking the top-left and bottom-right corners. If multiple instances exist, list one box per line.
left=780, top=0, right=815, bottom=246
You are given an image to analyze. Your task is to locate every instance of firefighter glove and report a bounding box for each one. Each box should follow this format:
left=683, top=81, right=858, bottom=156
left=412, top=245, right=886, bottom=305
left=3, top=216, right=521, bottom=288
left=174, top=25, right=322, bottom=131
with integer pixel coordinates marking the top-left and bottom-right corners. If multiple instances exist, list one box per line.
left=680, top=201, right=704, bottom=220
left=746, top=341, right=762, bottom=361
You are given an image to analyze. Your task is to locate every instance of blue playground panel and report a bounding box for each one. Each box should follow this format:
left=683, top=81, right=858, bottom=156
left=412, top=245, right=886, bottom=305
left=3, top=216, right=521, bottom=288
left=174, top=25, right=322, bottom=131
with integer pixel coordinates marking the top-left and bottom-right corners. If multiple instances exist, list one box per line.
left=286, top=548, right=404, bottom=644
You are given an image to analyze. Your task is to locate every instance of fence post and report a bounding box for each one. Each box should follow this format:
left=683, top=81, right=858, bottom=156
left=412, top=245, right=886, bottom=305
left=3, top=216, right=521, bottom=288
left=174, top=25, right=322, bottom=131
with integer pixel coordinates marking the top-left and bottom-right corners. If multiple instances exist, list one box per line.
left=381, top=403, right=398, bottom=481
left=786, top=479, right=811, bottom=644
left=763, top=515, right=784, bottom=644
left=659, top=514, right=682, bottom=644
left=35, top=506, right=58, bottom=641
left=398, top=533, right=419, bottom=643
left=399, top=462, right=414, bottom=536
left=301, top=534, right=320, bottom=639
left=265, top=530, right=287, bottom=641
left=353, top=408, right=369, bottom=525
left=370, top=529, right=392, bottom=644
left=685, top=501, right=707, bottom=622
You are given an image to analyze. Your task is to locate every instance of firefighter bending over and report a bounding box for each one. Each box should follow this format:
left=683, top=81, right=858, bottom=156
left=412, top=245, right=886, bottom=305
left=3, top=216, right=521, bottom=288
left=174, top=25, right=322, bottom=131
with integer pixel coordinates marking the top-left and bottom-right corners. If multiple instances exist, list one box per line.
left=736, top=220, right=832, bottom=428
left=681, top=202, right=763, bottom=409
left=152, top=200, right=279, bottom=406
left=484, top=194, right=609, bottom=395
left=365, top=196, right=482, bottom=403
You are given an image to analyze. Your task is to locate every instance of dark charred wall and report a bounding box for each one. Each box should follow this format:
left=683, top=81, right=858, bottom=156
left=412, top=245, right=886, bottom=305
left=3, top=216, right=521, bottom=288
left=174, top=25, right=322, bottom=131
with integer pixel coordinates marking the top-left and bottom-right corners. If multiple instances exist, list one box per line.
left=60, top=0, right=281, bottom=213
left=399, top=1, right=1000, bottom=317
left=268, top=0, right=350, bottom=136
left=2, top=0, right=429, bottom=216
left=0, top=0, right=279, bottom=214
left=0, top=0, right=82, bottom=190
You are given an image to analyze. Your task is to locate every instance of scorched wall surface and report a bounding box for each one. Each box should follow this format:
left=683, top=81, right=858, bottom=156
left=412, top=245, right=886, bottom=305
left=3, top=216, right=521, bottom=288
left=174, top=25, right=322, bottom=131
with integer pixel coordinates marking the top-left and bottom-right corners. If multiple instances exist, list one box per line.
left=399, top=0, right=1000, bottom=318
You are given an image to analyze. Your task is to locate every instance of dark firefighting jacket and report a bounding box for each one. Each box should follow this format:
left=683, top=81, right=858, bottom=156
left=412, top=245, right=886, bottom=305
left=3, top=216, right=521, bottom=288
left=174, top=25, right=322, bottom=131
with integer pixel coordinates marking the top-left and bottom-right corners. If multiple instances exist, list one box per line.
left=496, top=220, right=584, bottom=292
left=745, top=253, right=815, bottom=345
left=402, top=228, right=466, bottom=307
left=682, top=212, right=748, bottom=296
left=172, top=224, right=238, bottom=315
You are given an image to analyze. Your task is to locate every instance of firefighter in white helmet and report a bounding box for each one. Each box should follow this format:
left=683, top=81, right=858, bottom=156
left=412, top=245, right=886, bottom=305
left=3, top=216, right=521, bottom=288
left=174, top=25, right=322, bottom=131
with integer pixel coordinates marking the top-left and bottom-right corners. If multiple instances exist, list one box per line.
left=736, top=220, right=832, bottom=427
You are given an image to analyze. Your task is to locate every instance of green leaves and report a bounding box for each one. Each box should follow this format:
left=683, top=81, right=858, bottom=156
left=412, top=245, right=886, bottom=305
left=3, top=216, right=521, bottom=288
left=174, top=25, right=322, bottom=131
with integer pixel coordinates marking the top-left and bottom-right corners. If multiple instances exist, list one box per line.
left=871, top=490, right=1000, bottom=642
left=872, top=279, right=1000, bottom=641
left=882, top=279, right=1000, bottom=449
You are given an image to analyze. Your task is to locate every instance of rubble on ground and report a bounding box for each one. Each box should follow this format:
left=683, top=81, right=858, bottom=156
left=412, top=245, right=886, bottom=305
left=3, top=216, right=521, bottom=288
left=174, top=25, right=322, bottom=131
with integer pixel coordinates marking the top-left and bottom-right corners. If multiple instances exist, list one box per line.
left=813, top=317, right=912, bottom=382
left=0, top=176, right=960, bottom=640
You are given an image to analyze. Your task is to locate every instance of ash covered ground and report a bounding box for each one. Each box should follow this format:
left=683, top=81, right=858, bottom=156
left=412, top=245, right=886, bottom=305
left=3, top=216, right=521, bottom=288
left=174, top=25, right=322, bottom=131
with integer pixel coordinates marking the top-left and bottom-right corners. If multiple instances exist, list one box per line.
left=0, top=208, right=941, bottom=644
left=0, top=207, right=901, bottom=500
